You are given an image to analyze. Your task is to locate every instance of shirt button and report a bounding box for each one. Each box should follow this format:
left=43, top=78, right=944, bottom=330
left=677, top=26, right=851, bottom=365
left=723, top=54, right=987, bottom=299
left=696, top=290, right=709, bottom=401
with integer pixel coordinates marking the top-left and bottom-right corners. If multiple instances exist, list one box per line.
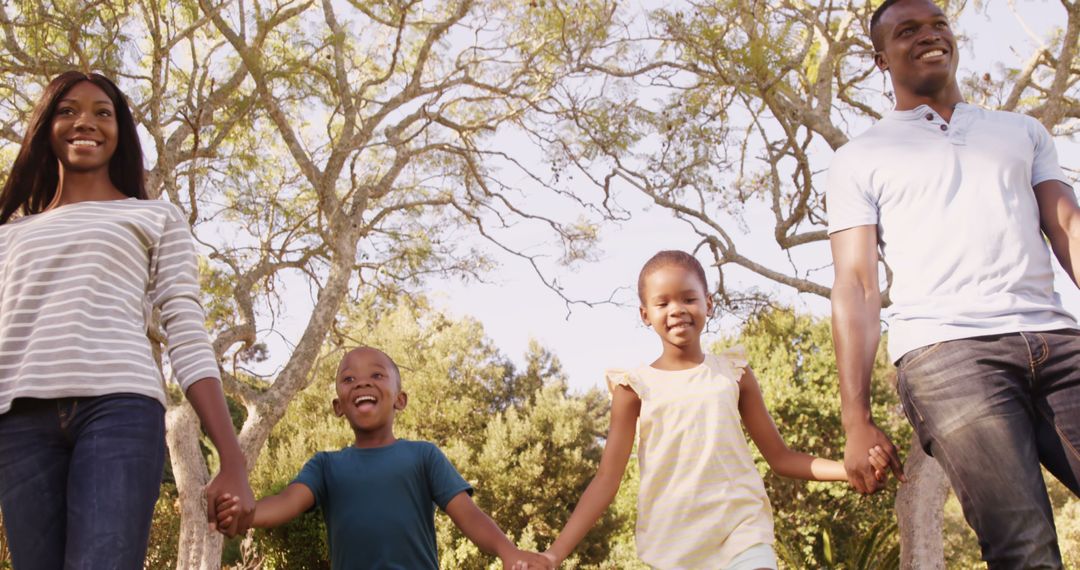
left=925, top=113, right=934, bottom=120
left=940, top=124, right=948, bottom=131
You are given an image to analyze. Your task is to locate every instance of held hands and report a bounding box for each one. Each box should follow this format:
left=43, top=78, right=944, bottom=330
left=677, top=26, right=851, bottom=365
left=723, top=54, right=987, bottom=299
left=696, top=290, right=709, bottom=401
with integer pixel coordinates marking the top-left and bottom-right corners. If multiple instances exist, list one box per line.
left=868, top=445, right=887, bottom=481
left=503, top=549, right=555, bottom=570
left=844, top=421, right=905, bottom=494
left=214, top=493, right=245, bottom=533
left=206, top=464, right=255, bottom=537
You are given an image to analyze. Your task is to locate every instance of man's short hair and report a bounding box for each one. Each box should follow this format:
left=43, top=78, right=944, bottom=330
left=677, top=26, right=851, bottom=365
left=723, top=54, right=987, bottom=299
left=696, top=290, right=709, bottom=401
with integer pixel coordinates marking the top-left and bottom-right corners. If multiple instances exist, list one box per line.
left=870, top=0, right=905, bottom=51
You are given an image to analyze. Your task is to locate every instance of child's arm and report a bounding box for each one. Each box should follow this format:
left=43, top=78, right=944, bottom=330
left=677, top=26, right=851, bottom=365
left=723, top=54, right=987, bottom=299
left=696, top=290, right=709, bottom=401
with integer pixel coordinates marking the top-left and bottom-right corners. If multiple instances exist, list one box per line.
left=443, top=492, right=550, bottom=569
left=216, top=483, right=315, bottom=529
left=543, top=385, right=640, bottom=566
left=737, top=367, right=848, bottom=481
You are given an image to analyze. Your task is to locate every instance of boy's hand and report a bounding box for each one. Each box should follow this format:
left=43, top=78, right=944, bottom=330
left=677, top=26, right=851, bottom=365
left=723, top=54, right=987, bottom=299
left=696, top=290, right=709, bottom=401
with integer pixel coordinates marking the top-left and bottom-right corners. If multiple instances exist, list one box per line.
left=868, top=445, right=891, bottom=482
left=506, top=549, right=555, bottom=570
left=215, top=493, right=243, bottom=532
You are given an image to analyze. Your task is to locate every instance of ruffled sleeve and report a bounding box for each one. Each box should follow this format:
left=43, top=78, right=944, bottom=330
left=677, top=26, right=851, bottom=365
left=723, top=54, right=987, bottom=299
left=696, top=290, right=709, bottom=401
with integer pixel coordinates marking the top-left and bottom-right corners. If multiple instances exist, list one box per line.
left=605, top=368, right=641, bottom=397
left=719, top=345, right=750, bottom=382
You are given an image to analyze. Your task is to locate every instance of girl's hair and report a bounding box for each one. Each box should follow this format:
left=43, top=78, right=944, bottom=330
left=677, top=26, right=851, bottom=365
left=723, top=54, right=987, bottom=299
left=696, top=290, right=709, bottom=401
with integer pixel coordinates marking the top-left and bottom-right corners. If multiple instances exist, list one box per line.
left=0, top=71, right=146, bottom=224
left=637, top=250, right=709, bottom=303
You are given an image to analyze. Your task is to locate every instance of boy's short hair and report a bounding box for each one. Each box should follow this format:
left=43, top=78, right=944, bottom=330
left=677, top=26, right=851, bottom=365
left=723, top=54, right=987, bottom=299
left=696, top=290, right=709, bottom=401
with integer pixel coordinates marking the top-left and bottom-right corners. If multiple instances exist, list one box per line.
left=340, top=346, right=402, bottom=389
left=637, top=250, right=709, bottom=303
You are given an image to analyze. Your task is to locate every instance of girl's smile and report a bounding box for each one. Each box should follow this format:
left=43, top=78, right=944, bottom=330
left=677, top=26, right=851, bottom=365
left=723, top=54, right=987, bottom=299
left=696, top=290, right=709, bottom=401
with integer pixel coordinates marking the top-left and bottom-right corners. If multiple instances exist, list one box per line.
left=639, top=263, right=713, bottom=364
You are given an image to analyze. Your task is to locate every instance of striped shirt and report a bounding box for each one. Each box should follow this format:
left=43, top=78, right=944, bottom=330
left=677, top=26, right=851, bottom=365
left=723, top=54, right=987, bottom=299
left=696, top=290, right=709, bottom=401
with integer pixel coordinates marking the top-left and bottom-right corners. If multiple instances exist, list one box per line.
left=0, top=198, right=220, bottom=413
left=607, top=347, right=774, bottom=569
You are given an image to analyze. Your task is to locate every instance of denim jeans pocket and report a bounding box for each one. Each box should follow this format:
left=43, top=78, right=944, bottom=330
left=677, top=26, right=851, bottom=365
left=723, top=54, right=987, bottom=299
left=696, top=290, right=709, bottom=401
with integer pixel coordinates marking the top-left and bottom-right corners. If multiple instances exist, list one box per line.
left=896, top=367, right=925, bottom=426
left=897, top=342, right=945, bottom=371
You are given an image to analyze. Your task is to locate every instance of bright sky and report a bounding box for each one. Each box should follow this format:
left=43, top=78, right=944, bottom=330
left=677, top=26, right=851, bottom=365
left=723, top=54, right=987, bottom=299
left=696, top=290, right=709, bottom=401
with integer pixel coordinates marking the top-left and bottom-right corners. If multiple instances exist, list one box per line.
left=417, top=0, right=1080, bottom=393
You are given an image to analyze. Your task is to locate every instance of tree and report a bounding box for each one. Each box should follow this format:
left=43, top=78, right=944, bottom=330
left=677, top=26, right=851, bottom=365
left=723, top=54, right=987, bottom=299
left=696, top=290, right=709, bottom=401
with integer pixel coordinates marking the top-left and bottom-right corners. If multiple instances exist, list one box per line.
left=0, top=0, right=618, bottom=566
left=547, top=0, right=1078, bottom=564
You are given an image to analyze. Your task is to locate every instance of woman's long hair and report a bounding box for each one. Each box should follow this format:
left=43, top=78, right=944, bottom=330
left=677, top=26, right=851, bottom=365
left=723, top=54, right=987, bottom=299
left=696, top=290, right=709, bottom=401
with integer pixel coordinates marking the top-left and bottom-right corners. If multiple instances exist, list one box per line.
left=0, top=71, right=146, bottom=224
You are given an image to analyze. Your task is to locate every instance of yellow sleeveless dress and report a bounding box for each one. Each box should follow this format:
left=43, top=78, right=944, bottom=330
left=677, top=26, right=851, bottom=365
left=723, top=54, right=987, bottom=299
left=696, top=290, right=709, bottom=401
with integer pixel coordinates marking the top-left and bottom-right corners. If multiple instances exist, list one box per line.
left=606, top=347, right=774, bottom=569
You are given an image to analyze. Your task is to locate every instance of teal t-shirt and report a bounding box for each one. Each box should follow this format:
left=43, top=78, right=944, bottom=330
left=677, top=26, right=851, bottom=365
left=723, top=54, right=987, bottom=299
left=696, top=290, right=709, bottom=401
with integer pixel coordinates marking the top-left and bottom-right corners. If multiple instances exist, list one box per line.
left=293, top=439, right=473, bottom=570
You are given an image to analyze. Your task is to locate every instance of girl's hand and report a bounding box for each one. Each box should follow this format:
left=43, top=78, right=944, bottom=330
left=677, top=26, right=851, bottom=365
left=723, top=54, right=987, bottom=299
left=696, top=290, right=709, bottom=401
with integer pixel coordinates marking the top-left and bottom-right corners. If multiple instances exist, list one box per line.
left=868, top=445, right=890, bottom=482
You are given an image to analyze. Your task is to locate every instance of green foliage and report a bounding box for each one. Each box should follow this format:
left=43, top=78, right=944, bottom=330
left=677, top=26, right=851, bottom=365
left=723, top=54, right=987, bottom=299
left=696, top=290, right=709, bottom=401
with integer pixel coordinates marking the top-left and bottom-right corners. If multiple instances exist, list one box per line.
left=779, top=518, right=900, bottom=570
left=144, top=483, right=181, bottom=570
left=714, top=307, right=909, bottom=568
left=257, top=506, right=329, bottom=570
left=0, top=510, right=9, bottom=569
left=599, top=457, right=648, bottom=570
left=246, top=297, right=624, bottom=568
left=461, top=382, right=618, bottom=567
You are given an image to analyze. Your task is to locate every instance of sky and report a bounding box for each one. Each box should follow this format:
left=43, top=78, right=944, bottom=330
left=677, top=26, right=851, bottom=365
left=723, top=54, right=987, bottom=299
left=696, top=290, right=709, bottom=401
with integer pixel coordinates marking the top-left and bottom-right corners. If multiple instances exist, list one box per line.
left=245, top=0, right=1080, bottom=394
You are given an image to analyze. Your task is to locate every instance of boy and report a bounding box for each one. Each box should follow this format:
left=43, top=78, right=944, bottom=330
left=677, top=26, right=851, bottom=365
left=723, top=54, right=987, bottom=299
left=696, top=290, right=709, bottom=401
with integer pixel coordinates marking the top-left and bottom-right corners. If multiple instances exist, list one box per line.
left=216, top=346, right=550, bottom=569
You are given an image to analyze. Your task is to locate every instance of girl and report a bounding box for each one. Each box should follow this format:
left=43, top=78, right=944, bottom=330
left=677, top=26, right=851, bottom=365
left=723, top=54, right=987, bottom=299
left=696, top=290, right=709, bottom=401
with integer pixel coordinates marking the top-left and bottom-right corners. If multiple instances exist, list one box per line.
left=0, top=71, right=254, bottom=568
left=534, top=250, right=887, bottom=570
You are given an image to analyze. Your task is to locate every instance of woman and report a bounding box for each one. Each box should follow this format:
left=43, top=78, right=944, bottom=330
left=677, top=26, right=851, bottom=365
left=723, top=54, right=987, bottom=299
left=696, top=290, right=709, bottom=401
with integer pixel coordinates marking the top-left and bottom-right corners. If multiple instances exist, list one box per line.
left=0, top=71, right=253, bottom=568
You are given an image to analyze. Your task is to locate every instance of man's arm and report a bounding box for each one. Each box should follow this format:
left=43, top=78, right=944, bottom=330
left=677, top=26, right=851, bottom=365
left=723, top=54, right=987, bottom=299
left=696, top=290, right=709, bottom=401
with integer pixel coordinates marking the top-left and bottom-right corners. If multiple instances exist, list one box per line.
left=1035, top=179, right=1080, bottom=286
left=830, top=225, right=904, bottom=493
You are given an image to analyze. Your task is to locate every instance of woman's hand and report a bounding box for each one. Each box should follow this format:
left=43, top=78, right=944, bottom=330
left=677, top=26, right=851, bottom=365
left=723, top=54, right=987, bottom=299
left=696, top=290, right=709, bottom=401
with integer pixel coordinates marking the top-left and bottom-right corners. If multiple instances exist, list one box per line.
left=206, top=462, right=255, bottom=537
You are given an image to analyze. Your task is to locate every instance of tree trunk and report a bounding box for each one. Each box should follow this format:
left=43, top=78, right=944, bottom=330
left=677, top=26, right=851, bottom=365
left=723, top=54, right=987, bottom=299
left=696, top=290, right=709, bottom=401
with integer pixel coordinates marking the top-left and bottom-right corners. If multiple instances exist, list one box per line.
left=167, top=403, right=224, bottom=570
left=896, top=433, right=951, bottom=569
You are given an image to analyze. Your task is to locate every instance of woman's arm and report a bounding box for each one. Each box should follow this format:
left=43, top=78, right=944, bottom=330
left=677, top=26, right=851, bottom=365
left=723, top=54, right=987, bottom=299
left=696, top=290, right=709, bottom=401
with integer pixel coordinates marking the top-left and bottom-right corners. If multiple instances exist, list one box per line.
left=186, top=379, right=257, bottom=534
left=149, top=207, right=256, bottom=535
left=543, top=385, right=640, bottom=565
left=738, top=368, right=847, bottom=482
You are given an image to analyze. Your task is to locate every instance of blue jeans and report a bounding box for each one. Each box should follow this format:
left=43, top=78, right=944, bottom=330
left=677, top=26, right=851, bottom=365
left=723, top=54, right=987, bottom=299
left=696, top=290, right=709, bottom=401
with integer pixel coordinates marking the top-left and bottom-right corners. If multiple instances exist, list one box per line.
left=897, top=330, right=1080, bottom=570
left=0, top=394, right=166, bottom=570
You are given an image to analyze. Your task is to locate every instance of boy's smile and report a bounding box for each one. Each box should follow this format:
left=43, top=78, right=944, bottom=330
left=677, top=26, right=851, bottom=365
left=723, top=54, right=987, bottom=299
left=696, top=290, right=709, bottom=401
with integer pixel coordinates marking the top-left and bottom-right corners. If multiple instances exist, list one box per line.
left=332, top=347, right=407, bottom=447
left=353, top=393, right=378, bottom=412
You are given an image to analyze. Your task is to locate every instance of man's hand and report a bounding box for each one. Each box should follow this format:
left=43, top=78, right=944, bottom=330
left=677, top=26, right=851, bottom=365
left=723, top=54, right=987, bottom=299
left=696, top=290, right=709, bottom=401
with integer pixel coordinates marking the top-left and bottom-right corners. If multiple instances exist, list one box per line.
left=844, top=421, right=905, bottom=493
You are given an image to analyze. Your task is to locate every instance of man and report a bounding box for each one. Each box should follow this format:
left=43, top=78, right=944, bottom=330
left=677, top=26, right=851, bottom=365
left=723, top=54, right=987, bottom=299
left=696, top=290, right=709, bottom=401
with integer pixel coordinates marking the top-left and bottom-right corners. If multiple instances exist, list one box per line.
left=827, top=0, right=1080, bottom=566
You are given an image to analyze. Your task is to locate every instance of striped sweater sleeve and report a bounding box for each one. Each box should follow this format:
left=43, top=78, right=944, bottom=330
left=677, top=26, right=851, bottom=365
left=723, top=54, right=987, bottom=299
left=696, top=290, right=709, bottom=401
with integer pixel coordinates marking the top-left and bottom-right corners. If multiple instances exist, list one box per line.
left=147, top=206, right=220, bottom=390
